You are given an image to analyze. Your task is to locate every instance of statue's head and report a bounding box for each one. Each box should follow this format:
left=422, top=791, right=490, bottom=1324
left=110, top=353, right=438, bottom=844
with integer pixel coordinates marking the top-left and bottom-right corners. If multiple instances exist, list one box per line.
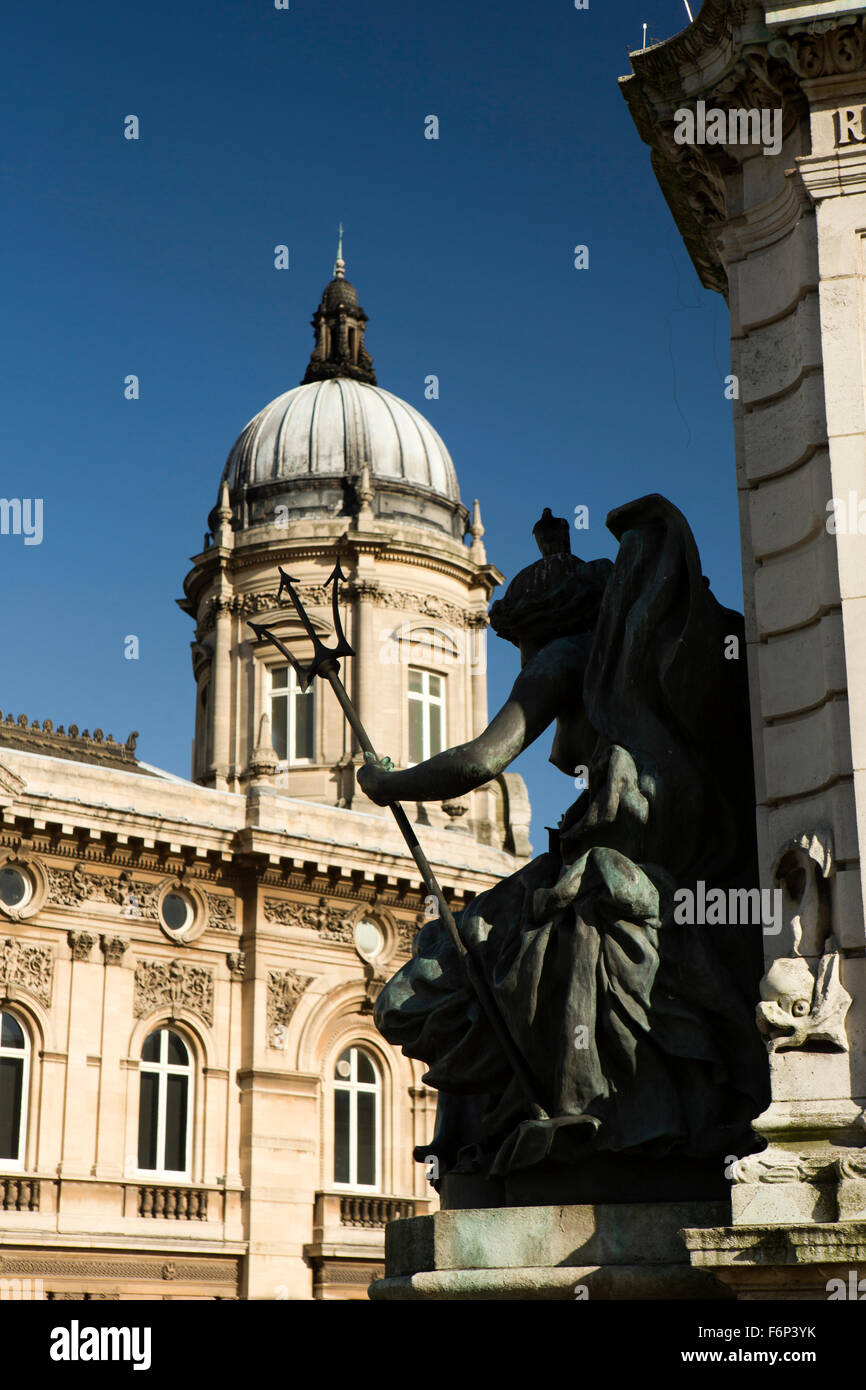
left=488, top=508, right=612, bottom=653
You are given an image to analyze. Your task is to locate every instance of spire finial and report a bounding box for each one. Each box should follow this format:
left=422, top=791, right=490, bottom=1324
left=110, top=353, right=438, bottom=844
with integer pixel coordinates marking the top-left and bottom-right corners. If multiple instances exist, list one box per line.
left=333, top=222, right=345, bottom=279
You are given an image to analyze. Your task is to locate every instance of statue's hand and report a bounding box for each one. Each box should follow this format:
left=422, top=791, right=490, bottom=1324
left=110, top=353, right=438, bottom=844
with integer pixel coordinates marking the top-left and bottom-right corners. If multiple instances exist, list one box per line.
left=357, top=751, right=396, bottom=805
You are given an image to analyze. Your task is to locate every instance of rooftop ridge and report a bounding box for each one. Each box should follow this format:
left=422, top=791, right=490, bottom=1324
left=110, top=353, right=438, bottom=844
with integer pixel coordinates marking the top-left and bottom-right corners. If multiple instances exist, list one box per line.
left=0, top=711, right=146, bottom=773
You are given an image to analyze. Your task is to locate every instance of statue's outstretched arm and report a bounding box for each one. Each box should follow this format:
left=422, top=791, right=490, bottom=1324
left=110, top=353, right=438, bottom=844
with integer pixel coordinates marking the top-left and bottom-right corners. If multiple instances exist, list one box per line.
left=357, top=636, right=586, bottom=806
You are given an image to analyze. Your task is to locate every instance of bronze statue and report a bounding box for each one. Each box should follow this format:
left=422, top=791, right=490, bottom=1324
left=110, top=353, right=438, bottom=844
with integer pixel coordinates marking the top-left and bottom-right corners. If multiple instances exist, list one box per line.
left=358, top=495, right=770, bottom=1204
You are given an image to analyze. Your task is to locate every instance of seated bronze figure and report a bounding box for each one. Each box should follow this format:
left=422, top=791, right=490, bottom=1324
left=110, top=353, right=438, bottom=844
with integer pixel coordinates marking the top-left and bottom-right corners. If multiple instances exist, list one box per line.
left=358, top=495, right=769, bottom=1205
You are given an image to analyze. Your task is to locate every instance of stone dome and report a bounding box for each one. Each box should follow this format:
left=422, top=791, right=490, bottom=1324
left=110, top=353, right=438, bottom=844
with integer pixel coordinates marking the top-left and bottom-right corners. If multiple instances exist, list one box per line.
left=221, top=378, right=460, bottom=503
left=321, top=276, right=359, bottom=310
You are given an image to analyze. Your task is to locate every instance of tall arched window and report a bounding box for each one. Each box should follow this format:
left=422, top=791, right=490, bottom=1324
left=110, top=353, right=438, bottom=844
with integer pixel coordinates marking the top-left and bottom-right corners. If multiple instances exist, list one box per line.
left=333, top=1046, right=380, bottom=1190
left=137, top=1028, right=192, bottom=1176
left=0, top=1011, right=29, bottom=1167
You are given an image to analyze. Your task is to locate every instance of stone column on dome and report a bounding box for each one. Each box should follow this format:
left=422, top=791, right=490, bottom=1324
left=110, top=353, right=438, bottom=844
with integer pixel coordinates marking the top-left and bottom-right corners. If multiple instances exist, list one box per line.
left=210, top=596, right=233, bottom=791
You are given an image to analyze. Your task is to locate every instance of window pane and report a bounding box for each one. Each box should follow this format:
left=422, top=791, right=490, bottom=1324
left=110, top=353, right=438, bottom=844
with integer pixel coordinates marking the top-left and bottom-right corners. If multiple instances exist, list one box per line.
left=271, top=696, right=288, bottom=761
left=162, top=893, right=189, bottom=931
left=428, top=674, right=442, bottom=698
left=294, top=688, right=314, bottom=759
left=335, top=1050, right=351, bottom=1081
left=408, top=669, right=422, bottom=693
left=429, top=703, right=443, bottom=756
left=0, top=1057, right=23, bottom=1160
left=271, top=666, right=288, bottom=689
left=166, top=1031, right=188, bottom=1066
left=164, top=1074, right=188, bottom=1172
left=1, top=1012, right=24, bottom=1049
left=141, top=1031, right=160, bottom=1064
left=357, top=1091, right=376, bottom=1187
left=356, top=1049, right=376, bottom=1084
left=408, top=698, right=423, bottom=763
left=334, top=1088, right=350, bottom=1184
left=137, top=1071, right=159, bottom=1170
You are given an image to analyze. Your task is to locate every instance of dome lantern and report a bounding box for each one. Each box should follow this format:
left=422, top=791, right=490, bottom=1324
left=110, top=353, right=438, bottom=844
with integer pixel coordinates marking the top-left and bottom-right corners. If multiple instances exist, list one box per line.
left=302, top=227, right=377, bottom=387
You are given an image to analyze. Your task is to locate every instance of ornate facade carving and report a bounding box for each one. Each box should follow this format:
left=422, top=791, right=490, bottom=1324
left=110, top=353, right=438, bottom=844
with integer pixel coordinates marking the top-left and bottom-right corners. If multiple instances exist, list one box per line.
left=768, top=17, right=866, bottom=80
left=227, top=951, right=245, bottom=979
left=756, top=829, right=851, bottom=1052
left=197, top=582, right=485, bottom=639
left=263, top=894, right=353, bottom=942
left=0, top=937, right=53, bottom=1007
left=133, top=959, right=214, bottom=1026
left=266, top=968, right=313, bottom=1047
left=204, top=892, right=237, bottom=931
left=100, top=935, right=128, bottom=965
left=67, top=931, right=96, bottom=962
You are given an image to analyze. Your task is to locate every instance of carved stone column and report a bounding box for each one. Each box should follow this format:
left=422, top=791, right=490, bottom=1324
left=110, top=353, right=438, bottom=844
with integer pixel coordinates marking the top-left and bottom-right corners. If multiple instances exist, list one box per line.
left=621, top=0, right=866, bottom=1296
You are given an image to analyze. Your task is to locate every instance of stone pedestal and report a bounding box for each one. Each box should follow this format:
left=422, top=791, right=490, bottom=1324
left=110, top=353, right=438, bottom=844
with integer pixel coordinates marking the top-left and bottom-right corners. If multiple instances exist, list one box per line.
left=369, top=1203, right=731, bottom=1301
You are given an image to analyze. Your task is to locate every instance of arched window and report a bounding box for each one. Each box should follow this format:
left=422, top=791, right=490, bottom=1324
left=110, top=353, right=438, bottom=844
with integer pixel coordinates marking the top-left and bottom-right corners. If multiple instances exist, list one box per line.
left=0, top=1011, right=29, bottom=1166
left=333, top=1046, right=380, bottom=1190
left=137, top=1028, right=192, bottom=1175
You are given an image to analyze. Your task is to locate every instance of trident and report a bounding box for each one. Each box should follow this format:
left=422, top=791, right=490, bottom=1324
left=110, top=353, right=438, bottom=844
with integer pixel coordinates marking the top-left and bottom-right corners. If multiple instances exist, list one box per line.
left=248, top=559, right=548, bottom=1122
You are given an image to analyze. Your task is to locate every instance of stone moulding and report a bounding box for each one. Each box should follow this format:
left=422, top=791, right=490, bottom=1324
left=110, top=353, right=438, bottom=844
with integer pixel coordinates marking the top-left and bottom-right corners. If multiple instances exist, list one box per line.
left=133, top=958, right=214, bottom=1027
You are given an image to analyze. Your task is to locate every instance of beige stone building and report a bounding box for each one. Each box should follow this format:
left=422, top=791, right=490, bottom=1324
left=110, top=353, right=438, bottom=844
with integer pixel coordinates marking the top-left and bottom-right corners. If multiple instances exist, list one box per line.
left=0, top=248, right=529, bottom=1300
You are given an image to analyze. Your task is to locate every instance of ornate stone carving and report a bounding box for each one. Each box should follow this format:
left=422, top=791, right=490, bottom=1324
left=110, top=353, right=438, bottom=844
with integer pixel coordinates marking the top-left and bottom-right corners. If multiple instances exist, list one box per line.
left=769, top=17, right=866, bottom=80
left=205, top=893, right=237, bottom=932
left=46, top=865, right=159, bottom=918
left=360, top=962, right=387, bottom=1016
left=756, top=830, right=851, bottom=1052
left=0, top=938, right=53, bottom=1006
left=133, top=959, right=214, bottom=1026
left=100, top=935, right=128, bottom=965
left=198, top=583, right=484, bottom=639
left=266, top=968, right=313, bottom=1047
left=263, top=895, right=352, bottom=943
left=227, top=951, right=245, bottom=979
left=67, top=931, right=96, bottom=962
left=757, top=949, right=852, bottom=1052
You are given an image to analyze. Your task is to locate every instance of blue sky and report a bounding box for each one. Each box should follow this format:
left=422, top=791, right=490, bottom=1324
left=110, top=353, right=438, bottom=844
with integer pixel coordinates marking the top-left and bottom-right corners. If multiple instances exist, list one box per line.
left=2, top=0, right=737, bottom=843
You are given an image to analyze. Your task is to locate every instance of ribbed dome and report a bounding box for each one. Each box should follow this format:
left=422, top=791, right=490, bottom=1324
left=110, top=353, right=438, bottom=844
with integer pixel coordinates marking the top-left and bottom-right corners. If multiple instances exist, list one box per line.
left=321, top=276, right=358, bottom=310
left=222, top=378, right=460, bottom=502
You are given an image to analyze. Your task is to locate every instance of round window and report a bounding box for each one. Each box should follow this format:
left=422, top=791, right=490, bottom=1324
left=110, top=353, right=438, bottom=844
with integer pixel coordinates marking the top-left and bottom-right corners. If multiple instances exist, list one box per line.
left=353, top=919, right=384, bottom=961
left=0, top=866, right=31, bottom=910
left=161, top=891, right=193, bottom=934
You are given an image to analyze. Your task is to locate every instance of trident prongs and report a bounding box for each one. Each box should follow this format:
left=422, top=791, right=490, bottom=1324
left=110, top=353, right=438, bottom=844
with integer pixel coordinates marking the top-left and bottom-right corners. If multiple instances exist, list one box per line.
left=248, top=559, right=355, bottom=691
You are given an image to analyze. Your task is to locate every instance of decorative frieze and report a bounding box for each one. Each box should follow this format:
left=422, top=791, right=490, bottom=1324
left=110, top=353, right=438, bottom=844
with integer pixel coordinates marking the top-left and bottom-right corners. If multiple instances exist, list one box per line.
left=266, top=968, right=313, bottom=1048
left=0, top=937, right=53, bottom=1007
left=133, top=959, right=214, bottom=1027
left=204, top=892, right=237, bottom=931
left=198, top=582, right=485, bottom=639
left=264, top=895, right=352, bottom=942
left=46, top=867, right=236, bottom=933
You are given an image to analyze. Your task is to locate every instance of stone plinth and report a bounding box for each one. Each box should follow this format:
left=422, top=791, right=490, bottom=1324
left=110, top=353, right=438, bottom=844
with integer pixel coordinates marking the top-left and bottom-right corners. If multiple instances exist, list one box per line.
left=368, top=1203, right=731, bottom=1301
